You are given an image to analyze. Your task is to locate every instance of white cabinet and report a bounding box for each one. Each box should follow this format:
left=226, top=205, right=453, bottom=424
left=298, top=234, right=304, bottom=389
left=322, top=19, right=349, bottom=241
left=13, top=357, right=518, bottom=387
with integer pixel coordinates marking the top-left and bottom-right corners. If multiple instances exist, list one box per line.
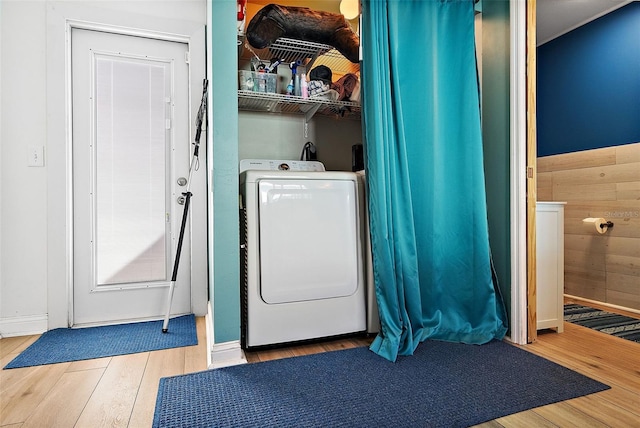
left=536, top=202, right=566, bottom=332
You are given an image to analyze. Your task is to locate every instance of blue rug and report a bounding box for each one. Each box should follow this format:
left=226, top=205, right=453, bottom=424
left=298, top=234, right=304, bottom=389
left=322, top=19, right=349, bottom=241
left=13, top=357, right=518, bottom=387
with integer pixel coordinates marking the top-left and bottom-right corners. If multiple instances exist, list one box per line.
left=153, top=339, right=609, bottom=428
left=4, top=314, right=197, bottom=369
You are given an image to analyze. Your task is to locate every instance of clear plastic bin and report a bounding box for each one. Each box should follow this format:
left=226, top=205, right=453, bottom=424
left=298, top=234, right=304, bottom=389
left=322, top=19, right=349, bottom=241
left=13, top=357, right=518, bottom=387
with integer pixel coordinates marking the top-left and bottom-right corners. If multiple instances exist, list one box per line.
left=238, top=70, right=277, bottom=93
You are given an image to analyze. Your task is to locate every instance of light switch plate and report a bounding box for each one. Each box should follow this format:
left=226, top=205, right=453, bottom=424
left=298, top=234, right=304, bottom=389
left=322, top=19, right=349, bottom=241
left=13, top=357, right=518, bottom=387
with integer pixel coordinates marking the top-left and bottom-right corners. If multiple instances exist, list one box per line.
left=28, top=145, right=44, bottom=167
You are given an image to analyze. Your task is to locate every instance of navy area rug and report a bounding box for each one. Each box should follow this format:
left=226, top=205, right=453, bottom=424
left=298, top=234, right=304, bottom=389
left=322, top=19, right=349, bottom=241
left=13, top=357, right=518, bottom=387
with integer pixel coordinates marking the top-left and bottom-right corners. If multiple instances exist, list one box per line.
left=564, top=303, right=640, bottom=343
left=153, top=339, right=609, bottom=428
left=4, top=314, right=197, bottom=369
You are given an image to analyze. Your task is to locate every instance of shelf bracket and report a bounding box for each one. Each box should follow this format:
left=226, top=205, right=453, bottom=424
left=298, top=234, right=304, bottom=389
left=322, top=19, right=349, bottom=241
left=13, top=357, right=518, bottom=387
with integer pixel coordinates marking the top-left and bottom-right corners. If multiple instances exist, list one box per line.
left=304, top=103, right=321, bottom=122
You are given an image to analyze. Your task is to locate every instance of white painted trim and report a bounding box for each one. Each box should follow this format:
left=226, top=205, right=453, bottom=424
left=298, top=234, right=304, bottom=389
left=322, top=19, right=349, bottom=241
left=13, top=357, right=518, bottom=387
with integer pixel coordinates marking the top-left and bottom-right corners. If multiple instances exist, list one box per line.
left=204, top=284, right=243, bottom=370
left=209, top=340, right=248, bottom=369
left=205, top=0, right=215, bottom=338
left=0, top=315, right=48, bottom=338
left=46, top=2, right=74, bottom=329
left=205, top=300, right=214, bottom=368
left=64, top=20, right=194, bottom=43
left=187, top=24, right=209, bottom=317
left=203, top=302, right=247, bottom=370
left=204, top=282, right=242, bottom=370
left=509, top=0, right=527, bottom=345
left=65, top=18, right=75, bottom=327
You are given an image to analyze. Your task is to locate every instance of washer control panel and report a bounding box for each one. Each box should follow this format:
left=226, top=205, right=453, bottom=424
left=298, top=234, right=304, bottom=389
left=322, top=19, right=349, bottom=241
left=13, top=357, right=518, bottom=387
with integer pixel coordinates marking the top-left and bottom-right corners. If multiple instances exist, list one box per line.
left=240, top=159, right=325, bottom=173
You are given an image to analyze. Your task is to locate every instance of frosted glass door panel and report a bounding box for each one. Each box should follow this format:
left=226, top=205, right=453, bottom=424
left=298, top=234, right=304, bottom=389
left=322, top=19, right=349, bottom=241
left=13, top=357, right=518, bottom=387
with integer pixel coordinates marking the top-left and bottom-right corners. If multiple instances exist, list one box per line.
left=95, top=56, right=169, bottom=286
left=258, top=179, right=359, bottom=304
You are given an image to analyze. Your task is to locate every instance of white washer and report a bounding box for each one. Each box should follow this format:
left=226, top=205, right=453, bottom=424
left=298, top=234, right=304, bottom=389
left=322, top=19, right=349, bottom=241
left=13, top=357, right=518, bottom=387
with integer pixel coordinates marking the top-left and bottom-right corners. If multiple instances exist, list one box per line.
left=240, top=159, right=366, bottom=348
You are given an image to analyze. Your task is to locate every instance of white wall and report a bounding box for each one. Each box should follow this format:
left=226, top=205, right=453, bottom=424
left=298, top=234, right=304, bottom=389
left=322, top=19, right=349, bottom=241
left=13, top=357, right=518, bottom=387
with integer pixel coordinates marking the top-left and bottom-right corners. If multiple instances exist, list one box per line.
left=239, top=112, right=362, bottom=172
left=1, top=0, right=49, bottom=335
left=0, top=0, right=206, bottom=337
left=239, top=112, right=311, bottom=162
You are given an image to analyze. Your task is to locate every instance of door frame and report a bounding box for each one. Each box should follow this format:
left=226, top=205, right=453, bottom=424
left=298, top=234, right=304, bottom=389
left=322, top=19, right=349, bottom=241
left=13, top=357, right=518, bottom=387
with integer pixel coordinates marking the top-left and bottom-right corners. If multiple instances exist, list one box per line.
left=46, top=2, right=207, bottom=329
left=509, top=0, right=540, bottom=345
left=525, top=0, right=538, bottom=343
left=509, top=0, right=530, bottom=346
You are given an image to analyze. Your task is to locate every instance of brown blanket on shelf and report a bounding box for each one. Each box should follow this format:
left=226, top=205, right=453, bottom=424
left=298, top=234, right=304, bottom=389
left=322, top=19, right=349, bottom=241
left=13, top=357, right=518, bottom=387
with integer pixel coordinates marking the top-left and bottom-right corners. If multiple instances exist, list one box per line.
left=246, top=4, right=360, bottom=63
left=331, top=73, right=360, bottom=102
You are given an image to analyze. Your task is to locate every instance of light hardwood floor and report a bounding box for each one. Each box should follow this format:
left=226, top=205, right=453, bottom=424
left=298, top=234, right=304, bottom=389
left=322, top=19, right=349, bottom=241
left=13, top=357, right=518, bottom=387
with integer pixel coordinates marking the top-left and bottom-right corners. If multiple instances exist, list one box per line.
left=1, top=307, right=639, bottom=427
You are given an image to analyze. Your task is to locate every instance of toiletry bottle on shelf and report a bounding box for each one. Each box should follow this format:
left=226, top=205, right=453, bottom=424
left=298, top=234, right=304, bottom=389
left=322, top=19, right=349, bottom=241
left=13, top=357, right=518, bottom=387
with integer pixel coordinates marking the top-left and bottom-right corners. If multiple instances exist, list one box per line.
left=288, top=61, right=300, bottom=96
left=301, top=73, right=308, bottom=98
left=294, top=73, right=301, bottom=96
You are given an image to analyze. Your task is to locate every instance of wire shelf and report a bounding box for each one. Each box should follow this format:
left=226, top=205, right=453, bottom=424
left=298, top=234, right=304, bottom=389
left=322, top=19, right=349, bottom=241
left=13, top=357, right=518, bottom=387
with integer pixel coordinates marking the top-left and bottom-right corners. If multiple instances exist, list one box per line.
left=237, top=36, right=361, bottom=120
left=239, top=36, right=359, bottom=77
left=238, top=91, right=361, bottom=120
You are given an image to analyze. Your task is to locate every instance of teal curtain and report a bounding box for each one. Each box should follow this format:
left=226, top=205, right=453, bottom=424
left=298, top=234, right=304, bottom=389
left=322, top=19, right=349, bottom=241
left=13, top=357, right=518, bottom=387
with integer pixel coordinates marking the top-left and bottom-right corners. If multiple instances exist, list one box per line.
left=362, top=0, right=508, bottom=362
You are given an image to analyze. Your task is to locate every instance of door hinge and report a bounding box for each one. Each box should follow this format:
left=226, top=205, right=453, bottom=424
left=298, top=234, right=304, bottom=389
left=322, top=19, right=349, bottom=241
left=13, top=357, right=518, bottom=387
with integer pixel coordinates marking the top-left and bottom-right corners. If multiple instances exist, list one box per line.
left=185, top=52, right=190, bottom=64
left=166, top=119, right=171, bottom=130
left=527, top=166, right=534, bottom=179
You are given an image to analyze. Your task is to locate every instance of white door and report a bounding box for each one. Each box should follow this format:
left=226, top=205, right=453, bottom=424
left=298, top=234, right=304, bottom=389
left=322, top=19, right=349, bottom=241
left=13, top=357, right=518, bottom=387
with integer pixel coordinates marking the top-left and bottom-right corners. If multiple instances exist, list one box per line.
left=72, top=28, right=191, bottom=326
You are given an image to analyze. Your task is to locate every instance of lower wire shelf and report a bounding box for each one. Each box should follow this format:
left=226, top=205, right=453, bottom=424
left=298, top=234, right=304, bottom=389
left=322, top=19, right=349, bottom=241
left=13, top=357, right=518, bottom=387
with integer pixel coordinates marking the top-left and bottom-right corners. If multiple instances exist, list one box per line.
left=238, top=90, right=361, bottom=120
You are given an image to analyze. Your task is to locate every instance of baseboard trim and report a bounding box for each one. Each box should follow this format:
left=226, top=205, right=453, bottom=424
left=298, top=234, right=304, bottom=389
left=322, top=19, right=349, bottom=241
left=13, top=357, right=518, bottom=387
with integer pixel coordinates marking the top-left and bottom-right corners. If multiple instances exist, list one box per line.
left=205, top=303, right=214, bottom=368
left=204, top=303, right=247, bottom=369
left=0, top=315, right=48, bottom=338
left=209, top=340, right=247, bottom=369
left=565, top=294, right=640, bottom=316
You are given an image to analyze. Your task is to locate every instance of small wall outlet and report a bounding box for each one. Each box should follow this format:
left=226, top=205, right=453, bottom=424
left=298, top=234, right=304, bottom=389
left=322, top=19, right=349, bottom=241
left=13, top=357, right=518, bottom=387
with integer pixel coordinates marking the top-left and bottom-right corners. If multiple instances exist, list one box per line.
left=28, top=145, right=44, bottom=167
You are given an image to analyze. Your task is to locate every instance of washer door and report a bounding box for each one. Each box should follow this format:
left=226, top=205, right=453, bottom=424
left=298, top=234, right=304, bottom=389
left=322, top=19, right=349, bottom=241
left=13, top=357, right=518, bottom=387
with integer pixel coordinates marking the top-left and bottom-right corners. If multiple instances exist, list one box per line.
left=258, top=178, right=359, bottom=304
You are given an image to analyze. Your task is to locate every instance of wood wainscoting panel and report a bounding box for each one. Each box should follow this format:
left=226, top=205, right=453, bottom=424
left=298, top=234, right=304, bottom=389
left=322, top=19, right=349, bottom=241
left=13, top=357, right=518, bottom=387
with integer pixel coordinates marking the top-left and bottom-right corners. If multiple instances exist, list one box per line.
left=617, top=181, right=640, bottom=200
left=537, top=142, right=640, bottom=311
left=553, top=183, right=617, bottom=202
left=551, top=162, right=640, bottom=186
left=606, top=289, right=640, bottom=310
left=537, top=146, right=616, bottom=173
left=537, top=172, right=553, bottom=201
left=617, top=143, right=640, bottom=164
left=564, top=248, right=606, bottom=272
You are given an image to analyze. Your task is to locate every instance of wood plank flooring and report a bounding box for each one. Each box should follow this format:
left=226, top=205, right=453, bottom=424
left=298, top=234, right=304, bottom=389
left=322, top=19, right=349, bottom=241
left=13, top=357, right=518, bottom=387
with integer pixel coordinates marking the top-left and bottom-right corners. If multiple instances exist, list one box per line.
left=0, top=316, right=208, bottom=428
left=1, top=307, right=639, bottom=427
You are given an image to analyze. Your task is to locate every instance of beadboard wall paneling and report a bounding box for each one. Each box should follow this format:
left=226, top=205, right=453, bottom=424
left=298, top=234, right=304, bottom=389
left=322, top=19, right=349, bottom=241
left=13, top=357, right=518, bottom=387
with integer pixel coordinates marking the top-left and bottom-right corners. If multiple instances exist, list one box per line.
left=537, top=142, right=640, bottom=311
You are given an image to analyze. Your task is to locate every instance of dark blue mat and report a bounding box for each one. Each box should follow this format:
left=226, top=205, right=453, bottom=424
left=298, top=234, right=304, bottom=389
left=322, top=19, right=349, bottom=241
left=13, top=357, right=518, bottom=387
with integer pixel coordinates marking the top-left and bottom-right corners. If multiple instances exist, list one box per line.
left=4, top=314, right=197, bottom=369
left=153, top=339, right=609, bottom=428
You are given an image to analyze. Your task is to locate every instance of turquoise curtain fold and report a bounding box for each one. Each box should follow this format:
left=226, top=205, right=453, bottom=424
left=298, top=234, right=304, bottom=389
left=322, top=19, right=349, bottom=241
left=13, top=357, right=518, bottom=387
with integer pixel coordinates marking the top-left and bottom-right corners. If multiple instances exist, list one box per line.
left=361, top=0, right=508, bottom=362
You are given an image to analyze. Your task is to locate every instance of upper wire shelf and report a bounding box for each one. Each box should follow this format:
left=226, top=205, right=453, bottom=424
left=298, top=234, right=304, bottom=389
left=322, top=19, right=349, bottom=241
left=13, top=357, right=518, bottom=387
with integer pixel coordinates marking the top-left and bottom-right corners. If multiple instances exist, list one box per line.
left=239, top=36, right=360, bottom=77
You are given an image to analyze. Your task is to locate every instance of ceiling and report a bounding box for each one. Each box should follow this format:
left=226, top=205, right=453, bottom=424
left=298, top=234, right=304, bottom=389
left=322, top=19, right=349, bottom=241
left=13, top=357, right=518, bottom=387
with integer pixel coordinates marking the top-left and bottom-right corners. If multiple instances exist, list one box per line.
left=536, top=0, right=632, bottom=46
left=248, top=0, right=633, bottom=47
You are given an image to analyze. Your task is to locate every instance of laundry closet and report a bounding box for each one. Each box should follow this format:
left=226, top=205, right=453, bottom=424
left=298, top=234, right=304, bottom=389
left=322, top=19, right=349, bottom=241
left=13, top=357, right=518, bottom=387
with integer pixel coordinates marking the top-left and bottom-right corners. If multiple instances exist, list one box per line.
left=237, top=0, right=363, bottom=171
left=236, top=0, right=372, bottom=349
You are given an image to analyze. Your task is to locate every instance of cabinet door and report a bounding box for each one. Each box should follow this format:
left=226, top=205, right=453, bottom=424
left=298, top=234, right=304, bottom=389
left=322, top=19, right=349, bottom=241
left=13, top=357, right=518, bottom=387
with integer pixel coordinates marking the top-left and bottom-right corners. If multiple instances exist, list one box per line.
left=536, top=203, right=565, bottom=332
